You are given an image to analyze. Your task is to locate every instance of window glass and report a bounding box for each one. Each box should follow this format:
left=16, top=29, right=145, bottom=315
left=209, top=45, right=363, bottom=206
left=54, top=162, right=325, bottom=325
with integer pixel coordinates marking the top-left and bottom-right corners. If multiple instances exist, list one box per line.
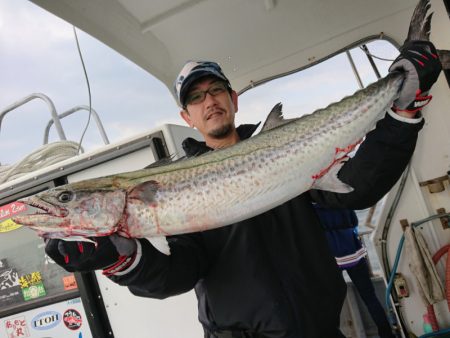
left=237, top=39, right=398, bottom=127
left=0, top=201, right=78, bottom=316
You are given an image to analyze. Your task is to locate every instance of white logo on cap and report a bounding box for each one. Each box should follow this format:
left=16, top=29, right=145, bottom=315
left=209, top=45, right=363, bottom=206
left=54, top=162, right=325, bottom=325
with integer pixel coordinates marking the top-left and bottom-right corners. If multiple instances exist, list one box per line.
left=176, top=61, right=201, bottom=97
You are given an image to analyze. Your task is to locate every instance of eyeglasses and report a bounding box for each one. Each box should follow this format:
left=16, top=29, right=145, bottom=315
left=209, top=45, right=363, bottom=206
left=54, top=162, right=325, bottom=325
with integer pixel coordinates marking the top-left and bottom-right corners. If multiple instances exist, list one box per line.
left=184, top=82, right=228, bottom=107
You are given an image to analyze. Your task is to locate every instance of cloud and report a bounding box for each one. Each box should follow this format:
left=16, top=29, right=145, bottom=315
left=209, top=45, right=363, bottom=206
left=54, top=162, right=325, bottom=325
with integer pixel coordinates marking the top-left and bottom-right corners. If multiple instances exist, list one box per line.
left=0, top=1, right=396, bottom=167
left=0, top=1, right=73, bottom=53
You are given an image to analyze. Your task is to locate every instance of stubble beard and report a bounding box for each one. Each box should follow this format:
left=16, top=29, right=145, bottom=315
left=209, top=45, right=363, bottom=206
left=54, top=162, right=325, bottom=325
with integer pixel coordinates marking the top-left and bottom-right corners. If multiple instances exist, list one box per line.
left=208, top=123, right=233, bottom=139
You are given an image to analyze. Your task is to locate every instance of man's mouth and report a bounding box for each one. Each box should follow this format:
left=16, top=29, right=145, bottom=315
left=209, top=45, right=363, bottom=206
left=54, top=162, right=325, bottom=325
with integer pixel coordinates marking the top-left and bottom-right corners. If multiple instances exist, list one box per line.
left=206, top=110, right=224, bottom=120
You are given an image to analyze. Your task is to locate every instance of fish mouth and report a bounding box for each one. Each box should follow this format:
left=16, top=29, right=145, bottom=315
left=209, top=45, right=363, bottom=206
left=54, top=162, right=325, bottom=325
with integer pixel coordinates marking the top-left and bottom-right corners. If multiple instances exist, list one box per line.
left=14, top=197, right=69, bottom=224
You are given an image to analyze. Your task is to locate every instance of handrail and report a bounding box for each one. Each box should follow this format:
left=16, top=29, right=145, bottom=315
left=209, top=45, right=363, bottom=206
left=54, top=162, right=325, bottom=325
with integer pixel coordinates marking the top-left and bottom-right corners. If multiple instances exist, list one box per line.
left=0, top=93, right=67, bottom=140
left=43, top=105, right=110, bottom=145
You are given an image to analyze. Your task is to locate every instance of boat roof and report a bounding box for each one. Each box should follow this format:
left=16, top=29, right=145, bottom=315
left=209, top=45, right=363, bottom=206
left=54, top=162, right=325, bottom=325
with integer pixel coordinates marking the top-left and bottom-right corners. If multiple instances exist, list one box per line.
left=30, top=0, right=416, bottom=94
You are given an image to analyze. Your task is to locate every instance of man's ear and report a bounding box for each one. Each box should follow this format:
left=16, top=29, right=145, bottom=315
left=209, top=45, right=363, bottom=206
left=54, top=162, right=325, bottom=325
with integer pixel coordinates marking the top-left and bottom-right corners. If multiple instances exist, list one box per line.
left=231, top=90, right=238, bottom=113
left=180, top=109, right=194, bottom=127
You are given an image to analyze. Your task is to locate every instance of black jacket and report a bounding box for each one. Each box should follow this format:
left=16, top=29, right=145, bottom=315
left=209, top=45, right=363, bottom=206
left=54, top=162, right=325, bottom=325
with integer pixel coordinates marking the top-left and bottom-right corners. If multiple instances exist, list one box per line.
left=112, top=114, right=423, bottom=338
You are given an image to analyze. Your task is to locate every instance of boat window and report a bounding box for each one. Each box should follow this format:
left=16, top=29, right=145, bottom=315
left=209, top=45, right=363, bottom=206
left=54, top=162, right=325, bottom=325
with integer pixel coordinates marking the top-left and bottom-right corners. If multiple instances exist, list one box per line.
left=0, top=200, right=79, bottom=318
left=237, top=39, right=399, bottom=275
left=237, top=39, right=398, bottom=126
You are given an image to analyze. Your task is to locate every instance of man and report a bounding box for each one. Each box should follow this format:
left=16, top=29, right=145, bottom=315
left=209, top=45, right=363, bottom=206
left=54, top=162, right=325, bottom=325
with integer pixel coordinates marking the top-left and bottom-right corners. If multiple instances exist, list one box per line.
left=45, top=41, right=441, bottom=337
left=314, top=206, right=395, bottom=338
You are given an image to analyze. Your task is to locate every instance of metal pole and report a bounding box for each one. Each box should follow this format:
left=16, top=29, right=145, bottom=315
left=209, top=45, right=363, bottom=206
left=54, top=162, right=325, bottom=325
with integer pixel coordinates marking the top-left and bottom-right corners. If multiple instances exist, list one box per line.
left=361, top=44, right=382, bottom=79
left=346, top=51, right=364, bottom=89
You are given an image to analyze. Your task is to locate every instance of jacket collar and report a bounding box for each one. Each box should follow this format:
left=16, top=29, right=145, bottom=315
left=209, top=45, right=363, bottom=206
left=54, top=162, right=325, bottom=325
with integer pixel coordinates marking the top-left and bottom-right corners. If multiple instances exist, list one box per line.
left=182, top=123, right=260, bottom=157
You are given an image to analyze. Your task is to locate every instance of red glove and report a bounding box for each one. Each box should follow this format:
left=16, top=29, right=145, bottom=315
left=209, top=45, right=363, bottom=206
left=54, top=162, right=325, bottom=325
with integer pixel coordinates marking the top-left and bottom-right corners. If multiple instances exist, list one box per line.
left=389, top=40, right=441, bottom=116
left=45, top=234, right=137, bottom=276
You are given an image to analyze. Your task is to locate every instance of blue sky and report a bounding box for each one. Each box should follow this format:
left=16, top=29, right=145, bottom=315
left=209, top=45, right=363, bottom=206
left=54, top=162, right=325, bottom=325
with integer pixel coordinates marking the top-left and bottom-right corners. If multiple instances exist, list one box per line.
left=0, top=0, right=399, bottom=165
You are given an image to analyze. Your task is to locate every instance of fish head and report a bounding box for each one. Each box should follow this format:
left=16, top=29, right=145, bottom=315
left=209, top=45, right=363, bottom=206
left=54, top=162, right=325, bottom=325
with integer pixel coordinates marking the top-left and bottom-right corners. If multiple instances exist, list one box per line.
left=12, top=184, right=127, bottom=239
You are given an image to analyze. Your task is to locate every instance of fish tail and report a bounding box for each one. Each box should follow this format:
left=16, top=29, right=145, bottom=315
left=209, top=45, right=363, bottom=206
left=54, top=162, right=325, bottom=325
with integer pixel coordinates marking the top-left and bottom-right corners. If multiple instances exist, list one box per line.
left=406, top=0, right=432, bottom=43
left=405, top=0, right=450, bottom=72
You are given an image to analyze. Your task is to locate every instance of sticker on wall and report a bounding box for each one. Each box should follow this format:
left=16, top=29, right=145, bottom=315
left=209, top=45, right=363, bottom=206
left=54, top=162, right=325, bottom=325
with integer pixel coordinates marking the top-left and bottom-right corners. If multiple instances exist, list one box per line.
left=0, top=260, right=22, bottom=306
left=22, top=282, right=46, bottom=301
left=31, top=310, right=61, bottom=331
left=63, top=309, right=82, bottom=330
left=0, top=264, right=20, bottom=289
left=0, top=202, right=27, bottom=232
left=4, top=315, right=30, bottom=338
left=63, top=274, right=78, bottom=291
left=0, top=219, right=22, bottom=233
left=19, top=271, right=46, bottom=301
left=0, top=285, right=21, bottom=306
left=66, top=297, right=82, bottom=306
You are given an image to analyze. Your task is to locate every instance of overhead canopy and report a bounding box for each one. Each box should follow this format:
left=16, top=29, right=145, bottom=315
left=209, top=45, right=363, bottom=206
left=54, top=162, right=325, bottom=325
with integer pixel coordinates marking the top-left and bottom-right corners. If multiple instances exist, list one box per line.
left=30, top=0, right=417, bottom=94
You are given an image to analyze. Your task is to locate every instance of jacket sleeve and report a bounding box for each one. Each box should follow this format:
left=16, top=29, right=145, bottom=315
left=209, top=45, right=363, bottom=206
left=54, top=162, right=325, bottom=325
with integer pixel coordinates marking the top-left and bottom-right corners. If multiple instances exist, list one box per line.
left=310, top=112, right=424, bottom=209
left=109, top=233, right=209, bottom=299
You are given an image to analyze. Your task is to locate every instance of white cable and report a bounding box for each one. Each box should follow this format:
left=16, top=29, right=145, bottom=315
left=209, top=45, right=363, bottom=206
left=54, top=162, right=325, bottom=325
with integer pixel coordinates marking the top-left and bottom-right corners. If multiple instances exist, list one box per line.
left=73, top=26, right=93, bottom=154
left=359, top=46, right=395, bottom=62
left=0, top=141, right=82, bottom=184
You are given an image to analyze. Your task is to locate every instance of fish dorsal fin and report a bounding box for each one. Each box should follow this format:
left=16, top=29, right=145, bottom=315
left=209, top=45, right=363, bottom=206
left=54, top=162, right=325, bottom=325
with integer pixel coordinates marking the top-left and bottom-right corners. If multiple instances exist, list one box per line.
left=144, top=153, right=178, bottom=169
left=128, top=180, right=159, bottom=204
left=260, top=102, right=298, bottom=132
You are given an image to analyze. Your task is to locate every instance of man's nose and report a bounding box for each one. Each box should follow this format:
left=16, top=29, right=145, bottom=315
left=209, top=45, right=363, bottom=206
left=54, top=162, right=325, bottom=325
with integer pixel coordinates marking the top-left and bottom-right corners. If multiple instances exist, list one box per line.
left=203, top=91, right=218, bottom=107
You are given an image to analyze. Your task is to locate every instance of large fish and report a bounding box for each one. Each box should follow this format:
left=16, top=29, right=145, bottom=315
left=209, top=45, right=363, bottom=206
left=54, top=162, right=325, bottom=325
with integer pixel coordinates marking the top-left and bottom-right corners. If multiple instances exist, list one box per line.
left=12, top=0, right=450, bottom=254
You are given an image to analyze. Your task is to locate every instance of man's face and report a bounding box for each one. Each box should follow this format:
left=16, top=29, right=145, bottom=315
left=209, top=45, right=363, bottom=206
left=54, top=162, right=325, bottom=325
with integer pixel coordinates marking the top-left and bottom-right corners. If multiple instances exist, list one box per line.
left=180, top=76, right=238, bottom=141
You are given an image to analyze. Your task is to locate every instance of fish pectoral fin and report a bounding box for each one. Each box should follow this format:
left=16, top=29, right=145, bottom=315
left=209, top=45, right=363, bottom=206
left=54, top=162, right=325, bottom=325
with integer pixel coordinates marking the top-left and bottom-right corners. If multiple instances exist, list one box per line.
left=311, top=159, right=354, bottom=193
left=146, top=236, right=171, bottom=256
left=61, top=236, right=97, bottom=244
left=128, top=180, right=159, bottom=204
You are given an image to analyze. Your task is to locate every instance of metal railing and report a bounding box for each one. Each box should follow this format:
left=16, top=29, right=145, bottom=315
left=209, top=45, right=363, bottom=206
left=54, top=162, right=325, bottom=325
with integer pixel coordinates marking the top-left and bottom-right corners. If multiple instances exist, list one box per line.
left=0, top=93, right=110, bottom=146
left=0, top=93, right=67, bottom=140
left=43, top=105, right=110, bottom=145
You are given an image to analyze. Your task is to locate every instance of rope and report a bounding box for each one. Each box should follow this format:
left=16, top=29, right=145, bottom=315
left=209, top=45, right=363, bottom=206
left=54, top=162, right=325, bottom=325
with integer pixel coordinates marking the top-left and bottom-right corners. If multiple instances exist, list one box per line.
left=426, top=304, right=439, bottom=332
left=0, top=141, right=81, bottom=184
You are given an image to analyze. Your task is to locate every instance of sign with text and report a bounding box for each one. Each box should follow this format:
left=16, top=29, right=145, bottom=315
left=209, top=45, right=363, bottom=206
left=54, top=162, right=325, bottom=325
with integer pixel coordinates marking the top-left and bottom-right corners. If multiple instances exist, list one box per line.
left=0, top=202, right=27, bottom=233
left=4, top=315, right=30, bottom=338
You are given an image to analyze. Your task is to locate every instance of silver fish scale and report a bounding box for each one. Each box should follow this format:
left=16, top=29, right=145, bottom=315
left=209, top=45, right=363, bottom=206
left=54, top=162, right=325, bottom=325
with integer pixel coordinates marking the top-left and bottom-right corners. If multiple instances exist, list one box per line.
left=125, top=73, right=404, bottom=237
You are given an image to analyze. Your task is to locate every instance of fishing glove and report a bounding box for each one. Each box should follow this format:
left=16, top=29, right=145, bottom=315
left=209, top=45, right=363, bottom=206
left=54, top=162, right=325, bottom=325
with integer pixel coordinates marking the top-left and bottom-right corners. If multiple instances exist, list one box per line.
left=45, top=234, right=137, bottom=276
left=389, top=40, right=441, bottom=116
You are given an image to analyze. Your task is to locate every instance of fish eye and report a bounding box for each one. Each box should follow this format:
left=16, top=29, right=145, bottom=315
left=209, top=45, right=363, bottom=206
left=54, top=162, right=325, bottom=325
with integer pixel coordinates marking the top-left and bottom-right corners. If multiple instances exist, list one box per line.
left=57, top=191, right=74, bottom=203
